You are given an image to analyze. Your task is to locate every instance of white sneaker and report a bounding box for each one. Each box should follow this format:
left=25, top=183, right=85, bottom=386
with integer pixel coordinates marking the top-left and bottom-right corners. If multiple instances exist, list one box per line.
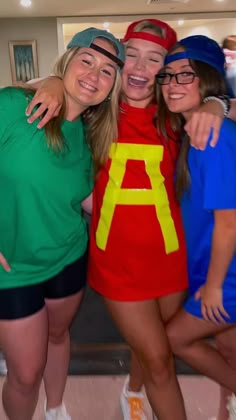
left=227, top=393, right=236, bottom=420
left=120, top=376, right=147, bottom=420
left=45, top=402, right=71, bottom=420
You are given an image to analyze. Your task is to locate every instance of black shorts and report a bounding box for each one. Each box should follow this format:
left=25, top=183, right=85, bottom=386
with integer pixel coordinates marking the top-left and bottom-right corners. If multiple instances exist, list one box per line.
left=0, top=252, right=87, bottom=320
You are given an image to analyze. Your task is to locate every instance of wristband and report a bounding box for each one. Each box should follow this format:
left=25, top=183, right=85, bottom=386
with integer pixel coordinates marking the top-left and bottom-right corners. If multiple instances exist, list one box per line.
left=203, top=95, right=231, bottom=117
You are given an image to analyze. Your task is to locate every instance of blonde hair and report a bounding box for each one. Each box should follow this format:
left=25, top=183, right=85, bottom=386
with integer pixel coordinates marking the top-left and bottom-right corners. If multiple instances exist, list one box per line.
left=53, top=45, right=121, bottom=170
left=24, top=43, right=121, bottom=163
left=84, top=73, right=122, bottom=174
left=23, top=48, right=82, bottom=153
left=131, top=20, right=165, bottom=38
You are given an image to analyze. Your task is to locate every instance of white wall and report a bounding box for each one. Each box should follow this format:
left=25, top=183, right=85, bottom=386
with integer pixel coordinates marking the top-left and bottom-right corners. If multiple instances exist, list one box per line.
left=60, top=14, right=236, bottom=48
left=1, top=16, right=236, bottom=86
left=176, top=19, right=236, bottom=45
left=0, top=18, right=58, bottom=86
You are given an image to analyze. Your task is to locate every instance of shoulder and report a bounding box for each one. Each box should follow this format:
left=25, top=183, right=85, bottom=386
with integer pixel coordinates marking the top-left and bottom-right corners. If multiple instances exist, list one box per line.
left=211, top=117, right=236, bottom=153
left=220, top=117, right=236, bottom=134
left=0, top=86, right=27, bottom=99
left=201, top=117, right=236, bottom=156
left=0, top=86, right=29, bottom=110
left=193, top=118, right=236, bottom=176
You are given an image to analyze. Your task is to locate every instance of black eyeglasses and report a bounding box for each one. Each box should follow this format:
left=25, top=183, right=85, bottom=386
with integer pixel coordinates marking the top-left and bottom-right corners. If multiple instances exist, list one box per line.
left=156, top=71, right=197, bottom=85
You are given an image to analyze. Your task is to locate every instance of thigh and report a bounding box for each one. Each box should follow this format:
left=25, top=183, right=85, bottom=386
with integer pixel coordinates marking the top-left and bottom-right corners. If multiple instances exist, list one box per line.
left=45, top=291, right=83, bottom=336
left=44, top=253, right=87, bottom=300
left=158, top=290, right=187, bottom=323
left=0, top=307, right=48, bottom=380
left=104, top=298, right=171, bottom=367
left=167, top=308, right=232, bottom=349
left=0, top=283, right=45, bottom=320
left=44, top=255, right=87, bottom=334
left=215, top=326, right=236, bottom=367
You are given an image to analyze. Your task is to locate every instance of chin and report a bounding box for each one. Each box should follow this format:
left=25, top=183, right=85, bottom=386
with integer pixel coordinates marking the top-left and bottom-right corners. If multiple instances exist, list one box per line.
left=168, top=104, right=184, bottom=114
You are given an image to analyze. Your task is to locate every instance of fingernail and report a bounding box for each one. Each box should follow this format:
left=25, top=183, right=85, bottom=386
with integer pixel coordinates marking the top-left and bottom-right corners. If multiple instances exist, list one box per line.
left=27, top=118, right=33, bottom=124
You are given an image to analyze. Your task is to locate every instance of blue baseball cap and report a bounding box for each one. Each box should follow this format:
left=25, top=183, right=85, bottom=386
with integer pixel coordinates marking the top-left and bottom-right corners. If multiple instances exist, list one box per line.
left=165, top=35, right=226, bottom=76
left=67, top=27, right=125, bottom=69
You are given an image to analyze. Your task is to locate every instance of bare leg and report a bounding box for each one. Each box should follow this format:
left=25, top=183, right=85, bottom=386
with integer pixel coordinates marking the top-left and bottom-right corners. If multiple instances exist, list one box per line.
left=217, top=388, right=231, bottom=420
left=0, top=307, right=48, bottom=420
left=128, top=290, right=187, bottom=393
left=167, top=309, right=236, bottom=392
left=44, top=290, right=83, bottom=409
left=215, top=327, right=236, bottom=420
left=105, top=298, right=186, bottom=420
left=128, top=350, right=143, bottom=392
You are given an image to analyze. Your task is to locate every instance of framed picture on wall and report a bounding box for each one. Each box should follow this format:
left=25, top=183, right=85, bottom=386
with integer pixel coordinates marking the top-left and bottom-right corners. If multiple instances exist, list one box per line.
left=8, top=40, right=39, bottom=84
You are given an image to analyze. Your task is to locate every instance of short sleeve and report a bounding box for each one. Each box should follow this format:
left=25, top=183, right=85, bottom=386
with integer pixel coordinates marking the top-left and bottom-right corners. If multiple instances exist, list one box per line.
left=0, top=87, right=22, bottom=146
left=201, top=119, right=236, bottom=210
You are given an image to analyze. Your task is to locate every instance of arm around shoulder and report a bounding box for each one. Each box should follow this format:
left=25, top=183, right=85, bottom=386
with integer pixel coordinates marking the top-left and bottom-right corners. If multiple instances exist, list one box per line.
left=26, top=76, right=64, bottom=128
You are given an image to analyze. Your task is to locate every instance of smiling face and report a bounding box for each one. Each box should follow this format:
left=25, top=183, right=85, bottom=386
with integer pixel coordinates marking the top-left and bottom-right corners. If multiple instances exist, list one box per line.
left=63, top=38, right=118, bottom=120
left=161, top=56, right=201, bottom=121
left=122, top=35, right=167, bottom=108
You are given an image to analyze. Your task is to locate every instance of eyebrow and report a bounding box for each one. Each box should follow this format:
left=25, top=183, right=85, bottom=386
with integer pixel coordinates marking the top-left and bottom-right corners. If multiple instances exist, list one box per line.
left=126, top=46, right=165, bottom=58
left=164, top=64, right=192, bottom=70
left=78, top=51, right=117, bottom=70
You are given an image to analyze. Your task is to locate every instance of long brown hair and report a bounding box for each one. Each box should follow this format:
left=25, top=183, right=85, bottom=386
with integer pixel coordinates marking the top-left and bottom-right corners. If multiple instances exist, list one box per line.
left=157, top=49, right=227, bottom=200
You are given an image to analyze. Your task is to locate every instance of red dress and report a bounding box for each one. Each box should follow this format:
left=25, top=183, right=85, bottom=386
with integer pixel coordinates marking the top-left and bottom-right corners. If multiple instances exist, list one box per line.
left=88, top=102, right=188, bottom=301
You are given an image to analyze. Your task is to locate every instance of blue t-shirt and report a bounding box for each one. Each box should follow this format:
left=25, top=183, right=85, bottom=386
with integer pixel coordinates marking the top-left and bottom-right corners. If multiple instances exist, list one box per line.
left=181, top=118, right=236, bottom=321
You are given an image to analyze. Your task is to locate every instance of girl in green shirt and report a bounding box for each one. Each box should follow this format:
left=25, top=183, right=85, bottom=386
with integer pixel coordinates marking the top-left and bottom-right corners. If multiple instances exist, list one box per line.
left=0, top=27, right=124, bottom=420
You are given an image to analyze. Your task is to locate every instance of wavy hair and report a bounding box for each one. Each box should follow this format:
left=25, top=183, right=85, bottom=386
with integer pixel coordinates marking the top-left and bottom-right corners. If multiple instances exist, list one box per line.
left=22, top=42, right=121, bottom=168
left=157, top=47, right=227, bottom=200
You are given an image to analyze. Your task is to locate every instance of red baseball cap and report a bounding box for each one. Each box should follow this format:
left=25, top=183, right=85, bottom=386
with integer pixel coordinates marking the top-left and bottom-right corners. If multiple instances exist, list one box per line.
left=122, top=19, right=177, bottom=51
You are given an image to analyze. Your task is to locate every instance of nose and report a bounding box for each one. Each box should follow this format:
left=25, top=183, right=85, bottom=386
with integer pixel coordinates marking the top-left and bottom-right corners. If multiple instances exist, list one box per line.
left=169, top=74, right=178, bottom=86
left=87, top=67, right=100, bottom=81
left=135, top=56, right=145, bottom=70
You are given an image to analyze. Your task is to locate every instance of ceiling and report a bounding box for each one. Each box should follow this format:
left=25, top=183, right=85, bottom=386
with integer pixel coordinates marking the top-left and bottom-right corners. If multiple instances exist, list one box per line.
left=1, top=0, right=236, bottom=18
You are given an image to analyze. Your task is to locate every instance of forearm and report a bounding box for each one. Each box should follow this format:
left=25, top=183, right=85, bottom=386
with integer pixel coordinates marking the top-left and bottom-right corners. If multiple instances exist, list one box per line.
left=81, top=193, right=93, bottom=214
left=207, top=210, right=236, bottom=288
left=27, top=76, right=57, bottom=90
left=228, top=99, right=236, bottom=121
left=26, top=77, right=45, bottom=89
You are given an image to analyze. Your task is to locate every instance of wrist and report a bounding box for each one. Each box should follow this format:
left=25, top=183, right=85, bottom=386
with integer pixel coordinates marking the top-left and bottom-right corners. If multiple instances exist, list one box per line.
left=206, top=276, right=223, bottom=289
left=49, top=74, right=63, bottom=81
left=203, top=95, right=231, bottom=117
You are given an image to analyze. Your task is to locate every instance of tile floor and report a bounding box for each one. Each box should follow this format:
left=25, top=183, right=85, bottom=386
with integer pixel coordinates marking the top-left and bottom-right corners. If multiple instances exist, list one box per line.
left=0, top=374, right=219, bottom=419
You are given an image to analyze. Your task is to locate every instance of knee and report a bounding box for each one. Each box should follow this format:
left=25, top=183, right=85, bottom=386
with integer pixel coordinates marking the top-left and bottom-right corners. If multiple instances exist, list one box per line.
left=166, top=323, right=187, bottom=356
left=8, top=361, right=45, bottom=395
left=48, top=327, right=69, bottom=344
left=142, top=348, right=175, bottom=387
left=215, top=336, right=236, bottom=368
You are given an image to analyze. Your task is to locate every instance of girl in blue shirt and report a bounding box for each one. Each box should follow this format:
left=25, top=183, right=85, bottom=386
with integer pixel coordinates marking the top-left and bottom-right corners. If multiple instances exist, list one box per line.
left=157, top=35, right=236, bottom=420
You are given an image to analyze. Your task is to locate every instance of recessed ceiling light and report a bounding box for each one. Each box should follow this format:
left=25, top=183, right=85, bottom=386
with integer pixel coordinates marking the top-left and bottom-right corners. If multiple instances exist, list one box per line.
left=103, top=22, right=110, bottom=29
left=20, top=0, right=32, bottom=7
left=178, top=19, right=184, bottom=26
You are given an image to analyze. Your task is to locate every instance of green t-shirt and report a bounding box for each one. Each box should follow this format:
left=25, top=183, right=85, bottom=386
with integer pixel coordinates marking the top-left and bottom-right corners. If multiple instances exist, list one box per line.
left=0, top=87, right=93, bottom=288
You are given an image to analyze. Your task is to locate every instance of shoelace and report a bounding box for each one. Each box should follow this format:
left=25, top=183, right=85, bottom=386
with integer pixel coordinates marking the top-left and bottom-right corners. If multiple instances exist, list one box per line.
left=127, top=396, right=144, bottom=420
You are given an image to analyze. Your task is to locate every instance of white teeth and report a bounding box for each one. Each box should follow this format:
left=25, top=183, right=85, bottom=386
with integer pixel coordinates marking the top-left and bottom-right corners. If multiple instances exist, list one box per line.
left=129, top=75, right=147, bottom=82
left=169, top=94, right=184, bottom=99
left=80, top=81, right=96, bottom=92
